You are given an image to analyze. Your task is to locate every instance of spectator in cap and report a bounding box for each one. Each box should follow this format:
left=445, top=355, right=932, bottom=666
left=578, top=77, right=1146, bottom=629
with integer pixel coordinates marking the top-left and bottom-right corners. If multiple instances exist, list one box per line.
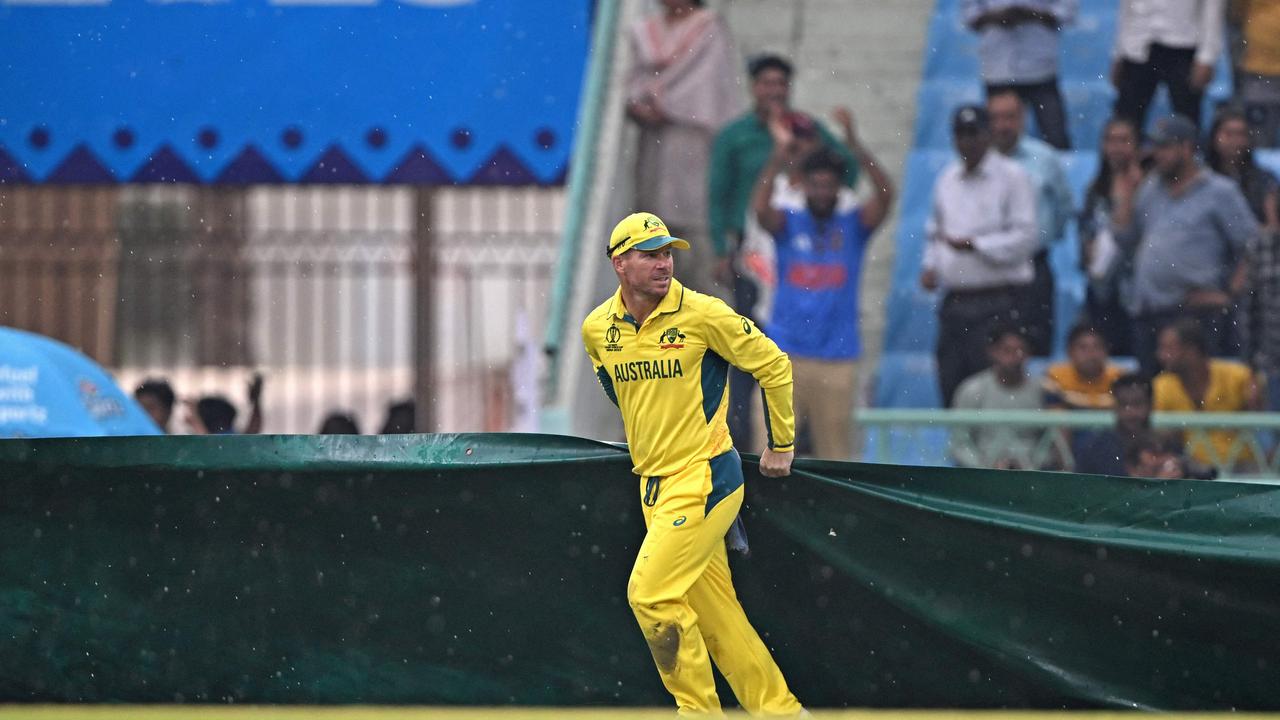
left=1111, top=114, right=1259, bottom=376
left=921, top=104, right=1038, bottom=407
left=626, top=0, right=742, bottom=301
left=962, top=0, right=1076, bottom=149
left=707, top=53, right=862, bottom=451
left=1112, top=0, right=1226, bottom=132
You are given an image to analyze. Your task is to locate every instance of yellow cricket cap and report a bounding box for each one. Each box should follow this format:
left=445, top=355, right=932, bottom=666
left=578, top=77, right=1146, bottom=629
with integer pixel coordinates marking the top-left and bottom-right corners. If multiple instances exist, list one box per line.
left=605, top=212, right=691, bottom=258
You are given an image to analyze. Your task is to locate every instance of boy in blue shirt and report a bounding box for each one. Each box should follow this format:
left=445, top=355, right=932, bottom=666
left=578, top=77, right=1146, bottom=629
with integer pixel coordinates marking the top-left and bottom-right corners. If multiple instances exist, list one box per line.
left=750, top=108, right=894, bottom=458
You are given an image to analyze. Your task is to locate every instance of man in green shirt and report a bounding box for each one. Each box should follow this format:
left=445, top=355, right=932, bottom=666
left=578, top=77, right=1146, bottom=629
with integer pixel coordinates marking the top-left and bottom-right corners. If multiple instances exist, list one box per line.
left=707, top=54, right=862, bottom=269
left=707, top=53, right=861, bottom=449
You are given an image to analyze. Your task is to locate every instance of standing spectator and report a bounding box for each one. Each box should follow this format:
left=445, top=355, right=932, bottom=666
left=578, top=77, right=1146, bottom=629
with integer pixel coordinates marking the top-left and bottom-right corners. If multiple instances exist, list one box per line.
left=627, top=0, right=743, bottom=299
left=1154, top=317, right=1263, bottom=468
left=988, top=89, right=1075, bottom=355
left=134, top=378, right=176, bottom=433
left=1079, top=116, right=1144, bottom=355
left=962, top=0, right=1076, bottom=149
left=752, top=110, right=894, bottom=460
left=1205, top=105, right=1280, bottom=227
left=736, top=112, right=826, bottom=326
left=921, top=105, right=1038, bottom=407
left=951, top=324, right=1044, bottom=469
left=1112, top=0, right=1226, bottom=132
left=1111, top=114, right=1258, bottom=376
left=1240, top=197, right=1280, bottom=414
left=1073, top=372, right=1155, bottom=475
left=708, top=54, right=861, bottom=447
left=1229, top=0, right=1280, bottom=148
left=1043, top=324, right=1125, bottom=410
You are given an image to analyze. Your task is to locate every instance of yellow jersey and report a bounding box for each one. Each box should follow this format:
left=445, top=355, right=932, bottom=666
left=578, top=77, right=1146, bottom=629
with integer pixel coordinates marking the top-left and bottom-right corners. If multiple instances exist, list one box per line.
left=582, top=279, right=795, bottom=477
left=1153, top=360, right=1257, bottom=466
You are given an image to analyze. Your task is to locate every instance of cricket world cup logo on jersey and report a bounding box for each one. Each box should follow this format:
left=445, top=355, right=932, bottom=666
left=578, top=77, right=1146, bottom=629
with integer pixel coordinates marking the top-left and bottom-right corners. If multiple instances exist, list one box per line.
left=605, top=324, right=624, bottom=352
left=659, top=327, right=685, bottom=350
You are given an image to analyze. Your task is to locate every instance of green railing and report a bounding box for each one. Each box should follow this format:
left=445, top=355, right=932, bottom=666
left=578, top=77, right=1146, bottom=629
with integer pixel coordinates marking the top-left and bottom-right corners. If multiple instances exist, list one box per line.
left=858, top=409, right=1280, bottom=477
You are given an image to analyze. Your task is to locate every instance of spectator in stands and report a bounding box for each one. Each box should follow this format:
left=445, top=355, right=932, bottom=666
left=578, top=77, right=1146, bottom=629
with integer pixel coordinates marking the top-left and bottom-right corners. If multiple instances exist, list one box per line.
left=1073, top=372, right=1154, bottom=475
left=752, top=111, right=894, bottom=460
left=1079, top=116, right=1145, bottom=355
left=318, top=412, right=360, bottom=435
left=627, top=0, right=742, bottom=299
left=1239, top=191, right=1280, bottom=414
left=708, top=53, right=862, bottom=449
left=1044, top=324, right=1125, bottom=410
left=951, top=323, right=1043, bottom=469
left=186, top=396, right=238, bottom=435
left=1112, top=0, right=1226, bottom=132
left=1206, top=105, right=1280, bottom=226
left=134, top=378, right=176, bottom=433
left=737, top=111, right=826, bottom=326
left=242, top=372, right=264, bottom=435
left=988, top=89, right=1074, bottom=355
left=1121, top=430, right=1215, bottom=479
left=1154, top=317, right=1263, bottom=468
left=1229, top=0, right=1280, bottom=148
left=962, top=0, right=1076, bottom=149
left=380, top=399, right=416, bottom=434
left=1111, top=115, right=1258, bottom=376
left=921, top=105, right=1038, bottom=407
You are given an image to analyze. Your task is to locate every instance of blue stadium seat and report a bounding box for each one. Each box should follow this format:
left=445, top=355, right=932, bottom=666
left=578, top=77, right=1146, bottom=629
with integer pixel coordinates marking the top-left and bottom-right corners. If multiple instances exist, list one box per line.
left=1258, top=149, right=1280, bottom=179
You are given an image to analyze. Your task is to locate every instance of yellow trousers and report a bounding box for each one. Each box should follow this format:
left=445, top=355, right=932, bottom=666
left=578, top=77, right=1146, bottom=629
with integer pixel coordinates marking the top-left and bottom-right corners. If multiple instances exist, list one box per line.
left=628, top=449, right=803, bottom=717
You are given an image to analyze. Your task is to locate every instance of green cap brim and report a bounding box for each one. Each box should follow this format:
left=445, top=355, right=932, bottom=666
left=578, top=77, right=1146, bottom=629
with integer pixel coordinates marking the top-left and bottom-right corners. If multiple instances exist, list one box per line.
left=631, top=236, right=690, bottom=252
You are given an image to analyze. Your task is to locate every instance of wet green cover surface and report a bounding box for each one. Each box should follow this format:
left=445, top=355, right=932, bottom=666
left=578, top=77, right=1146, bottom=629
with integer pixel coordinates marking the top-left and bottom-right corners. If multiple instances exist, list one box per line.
left=1, top=434, right=1277, bottom=709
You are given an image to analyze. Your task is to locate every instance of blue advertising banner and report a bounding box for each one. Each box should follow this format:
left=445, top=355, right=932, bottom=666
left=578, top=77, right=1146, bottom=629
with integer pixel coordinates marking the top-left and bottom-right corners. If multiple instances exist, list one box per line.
left=0, top=0, right=591, bottom=184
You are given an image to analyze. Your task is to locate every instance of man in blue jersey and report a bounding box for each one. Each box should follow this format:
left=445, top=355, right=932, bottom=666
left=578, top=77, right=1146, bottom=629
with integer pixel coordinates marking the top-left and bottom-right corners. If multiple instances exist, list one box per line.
left=750, top=108, right=894, bottom=459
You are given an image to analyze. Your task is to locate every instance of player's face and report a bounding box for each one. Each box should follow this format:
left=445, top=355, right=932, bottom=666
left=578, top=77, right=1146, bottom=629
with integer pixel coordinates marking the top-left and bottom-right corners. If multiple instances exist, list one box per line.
left=751, top=68, right=790, bottom=115
left=617, top=247, right=674, bottom=300
left=803, top=169, right=840, bottom=218
left=1067, top=332, right=1108, bottom=379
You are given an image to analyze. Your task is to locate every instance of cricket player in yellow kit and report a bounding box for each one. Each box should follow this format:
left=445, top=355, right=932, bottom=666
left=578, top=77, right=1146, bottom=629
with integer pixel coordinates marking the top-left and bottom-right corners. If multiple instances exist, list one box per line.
left=582, top=212, right=805, bottom=717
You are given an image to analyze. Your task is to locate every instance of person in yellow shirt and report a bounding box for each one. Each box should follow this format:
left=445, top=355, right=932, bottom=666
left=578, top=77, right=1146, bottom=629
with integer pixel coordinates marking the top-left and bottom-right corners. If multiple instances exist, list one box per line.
left=582, top=212, right=804, bottom=717
left=1043, top=324, right=1126, bottom=410
left=1153, top=318, right=1264, bottom=468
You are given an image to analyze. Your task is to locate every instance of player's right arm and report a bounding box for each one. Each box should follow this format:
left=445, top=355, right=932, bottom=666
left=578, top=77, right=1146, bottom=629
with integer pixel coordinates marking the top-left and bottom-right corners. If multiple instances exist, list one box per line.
left=582, top=320, right=619, bottom=407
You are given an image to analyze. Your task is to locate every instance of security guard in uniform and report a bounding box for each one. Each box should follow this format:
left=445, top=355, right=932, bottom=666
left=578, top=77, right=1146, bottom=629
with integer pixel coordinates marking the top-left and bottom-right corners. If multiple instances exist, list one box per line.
left=582, top=212, right=804, bottom=717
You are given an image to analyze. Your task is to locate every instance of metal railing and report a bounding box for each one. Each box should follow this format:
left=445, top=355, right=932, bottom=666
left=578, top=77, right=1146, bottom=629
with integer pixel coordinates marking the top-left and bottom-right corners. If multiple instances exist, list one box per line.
left=1, top=184, right=563, bottom=435
left=857, top=408, right=1280, bottom=477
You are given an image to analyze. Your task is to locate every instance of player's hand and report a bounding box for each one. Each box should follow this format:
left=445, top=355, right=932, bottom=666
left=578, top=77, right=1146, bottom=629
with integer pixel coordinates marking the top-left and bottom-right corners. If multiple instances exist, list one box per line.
left=759, top=448, right=793, bottom=477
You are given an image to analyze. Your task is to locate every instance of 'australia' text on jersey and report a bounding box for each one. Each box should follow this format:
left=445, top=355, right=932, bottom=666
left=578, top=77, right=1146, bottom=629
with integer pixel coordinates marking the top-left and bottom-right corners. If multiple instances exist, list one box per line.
left=613, top=359, right=684, bottom=383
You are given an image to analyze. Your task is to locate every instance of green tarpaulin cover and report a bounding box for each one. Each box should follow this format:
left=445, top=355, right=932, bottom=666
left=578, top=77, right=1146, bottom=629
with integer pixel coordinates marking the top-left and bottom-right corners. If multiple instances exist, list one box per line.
left=1, top=434, right=1277, bottom=709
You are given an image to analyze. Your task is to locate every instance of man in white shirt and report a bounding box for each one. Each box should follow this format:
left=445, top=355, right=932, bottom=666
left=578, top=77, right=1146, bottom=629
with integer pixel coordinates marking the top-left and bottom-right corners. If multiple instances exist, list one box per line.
left=1112, top=0, right=1225, bottom=132
left=921, top=105, right=1039, bottom=406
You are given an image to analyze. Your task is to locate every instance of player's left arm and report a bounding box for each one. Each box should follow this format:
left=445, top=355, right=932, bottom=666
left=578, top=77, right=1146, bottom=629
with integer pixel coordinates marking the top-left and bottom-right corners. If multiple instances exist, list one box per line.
left=582, top=321, right=619, bottom=407
left=700, top=298, right=795, bottom=456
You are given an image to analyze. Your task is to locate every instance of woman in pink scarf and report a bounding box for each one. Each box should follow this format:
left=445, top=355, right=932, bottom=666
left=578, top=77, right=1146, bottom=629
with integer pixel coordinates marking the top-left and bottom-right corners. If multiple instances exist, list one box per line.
left=627, top=0, right=743, bottom=299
